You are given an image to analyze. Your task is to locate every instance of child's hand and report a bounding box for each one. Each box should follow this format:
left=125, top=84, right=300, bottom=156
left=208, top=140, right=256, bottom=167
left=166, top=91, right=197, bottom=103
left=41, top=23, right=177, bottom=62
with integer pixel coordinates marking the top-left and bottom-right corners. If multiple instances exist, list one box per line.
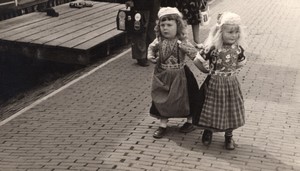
left=193, top=52, right=210, bottom=73
left=148, top=57, right=158, bottom=64
left=147, top=51, right=159, bottom=64
left=177, top=40, right=194, bottom=53
left=195, top=43, right=204, bottom=49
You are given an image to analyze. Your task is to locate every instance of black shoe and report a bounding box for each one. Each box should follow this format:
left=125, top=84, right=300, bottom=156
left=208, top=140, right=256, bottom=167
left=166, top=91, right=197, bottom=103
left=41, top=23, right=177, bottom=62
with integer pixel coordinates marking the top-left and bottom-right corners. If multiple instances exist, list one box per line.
left=225, top=135, right=236, bottom=150
left=153, top=127, right=166, bottom=139
left=46, top=8, right=59, bottom=17
left=202, top=130, right=213, bottom=146
left=179, top=122, right=195, bottom=133
left=137, top=59, right=149, bottom=67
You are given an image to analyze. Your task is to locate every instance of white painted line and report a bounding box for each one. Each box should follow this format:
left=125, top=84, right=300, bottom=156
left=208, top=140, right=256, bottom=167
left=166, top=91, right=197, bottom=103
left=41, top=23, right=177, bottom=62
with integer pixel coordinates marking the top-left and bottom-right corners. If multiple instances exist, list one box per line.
left=0, top=48, right=131, bottom=127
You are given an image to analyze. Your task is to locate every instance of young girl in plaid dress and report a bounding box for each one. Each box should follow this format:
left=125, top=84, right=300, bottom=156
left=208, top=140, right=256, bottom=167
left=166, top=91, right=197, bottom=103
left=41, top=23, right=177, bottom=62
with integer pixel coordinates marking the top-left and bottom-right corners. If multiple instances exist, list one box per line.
left=193, top=12, right=247, bottom=150
left=147, top=7, right=201, bottom=139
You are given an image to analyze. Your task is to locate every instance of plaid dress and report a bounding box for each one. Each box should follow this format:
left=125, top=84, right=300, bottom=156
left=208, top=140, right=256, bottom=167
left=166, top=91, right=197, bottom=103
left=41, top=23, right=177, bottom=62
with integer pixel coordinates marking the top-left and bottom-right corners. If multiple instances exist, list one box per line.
left=195, top=44, right=246, bottom=131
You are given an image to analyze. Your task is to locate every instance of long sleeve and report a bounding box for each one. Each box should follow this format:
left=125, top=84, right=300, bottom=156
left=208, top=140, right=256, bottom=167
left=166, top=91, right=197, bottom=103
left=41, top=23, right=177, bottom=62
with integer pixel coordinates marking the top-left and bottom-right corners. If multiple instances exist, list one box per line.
left=237, top=46, right=247, bottom=68
left=192, top=46, right=212, bottom=73
left=193, top=51, right=210, bottom=73
left=147, top=38, right=159, bottom=62
left=177, top=40, right=198, bottom=60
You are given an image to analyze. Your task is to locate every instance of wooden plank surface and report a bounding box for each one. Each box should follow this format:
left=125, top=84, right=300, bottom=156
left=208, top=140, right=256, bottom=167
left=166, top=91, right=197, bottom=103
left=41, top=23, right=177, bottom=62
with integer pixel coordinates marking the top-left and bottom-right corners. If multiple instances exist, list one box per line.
left=19, top=4, right=121, bottom=44
left=0, top=2, right=112, bottom=40
left=0, top=1, right=126, bottom=64
left=60, top=22, right=116, bottom=48
left=35, top=5, right=123, bottom=46
left=75, top=29, right=122, bottom=50
left=0, top=3, right=79, bottom=31
left=0, top=1, right=124, bottom=49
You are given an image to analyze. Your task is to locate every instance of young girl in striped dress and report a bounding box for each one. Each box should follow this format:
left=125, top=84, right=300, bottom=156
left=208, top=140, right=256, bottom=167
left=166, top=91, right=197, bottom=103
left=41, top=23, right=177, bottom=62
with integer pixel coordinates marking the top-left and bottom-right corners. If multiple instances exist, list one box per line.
left=193, top=12, right=247, bottom=150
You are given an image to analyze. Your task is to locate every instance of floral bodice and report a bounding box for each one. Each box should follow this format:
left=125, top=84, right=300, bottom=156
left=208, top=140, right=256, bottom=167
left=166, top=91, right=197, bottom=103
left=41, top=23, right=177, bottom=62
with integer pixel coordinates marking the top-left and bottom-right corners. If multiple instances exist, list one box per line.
left=201, top=44, right=246, bottom=72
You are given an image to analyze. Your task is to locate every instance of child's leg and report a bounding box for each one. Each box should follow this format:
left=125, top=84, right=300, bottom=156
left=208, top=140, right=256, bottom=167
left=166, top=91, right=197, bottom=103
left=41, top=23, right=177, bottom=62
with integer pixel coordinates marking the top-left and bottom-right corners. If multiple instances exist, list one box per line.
left=153, top=118, right=168, bottom=139
left=202, top=129, right=213, bottom=146
left=187, top=116, right=192, bottom=123
left=179, top=116, right=195, bottom=133
left=225, top=129, right=236, bottom=150
left=159, top=118, right=168, bottom=128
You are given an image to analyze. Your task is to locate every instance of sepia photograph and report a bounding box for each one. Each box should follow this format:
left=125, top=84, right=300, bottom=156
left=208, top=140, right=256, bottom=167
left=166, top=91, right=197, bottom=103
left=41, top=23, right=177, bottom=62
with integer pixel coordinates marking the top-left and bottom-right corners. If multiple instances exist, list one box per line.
left=0, top=0, right=299, bottom=170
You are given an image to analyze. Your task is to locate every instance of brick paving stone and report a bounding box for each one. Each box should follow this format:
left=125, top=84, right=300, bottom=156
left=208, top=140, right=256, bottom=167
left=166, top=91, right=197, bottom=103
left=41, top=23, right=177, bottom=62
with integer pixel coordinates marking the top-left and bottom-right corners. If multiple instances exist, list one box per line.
left=0, top=0, right=300, bottom=170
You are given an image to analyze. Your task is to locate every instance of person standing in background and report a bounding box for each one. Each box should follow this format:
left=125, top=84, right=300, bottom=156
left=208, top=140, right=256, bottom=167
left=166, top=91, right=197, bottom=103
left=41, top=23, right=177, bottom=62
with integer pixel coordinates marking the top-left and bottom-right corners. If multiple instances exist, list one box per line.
left=176, top=0, right=207, bottom=46
left=162, top=0, right=207, bottom=47
left=160, top=0, right=176, bottom=7
left=125, top=0, right=161, bottom=67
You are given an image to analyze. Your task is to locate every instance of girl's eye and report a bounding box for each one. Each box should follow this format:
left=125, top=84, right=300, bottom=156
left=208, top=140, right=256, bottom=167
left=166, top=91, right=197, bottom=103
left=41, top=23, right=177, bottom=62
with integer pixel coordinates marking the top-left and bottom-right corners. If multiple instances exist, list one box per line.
left=229, top=31, right=239, bottom=34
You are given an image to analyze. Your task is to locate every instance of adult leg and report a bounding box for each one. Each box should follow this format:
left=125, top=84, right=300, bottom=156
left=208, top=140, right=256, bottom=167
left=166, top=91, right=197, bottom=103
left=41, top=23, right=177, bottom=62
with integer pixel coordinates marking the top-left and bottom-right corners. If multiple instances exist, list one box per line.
left=192, top=23, right=201, bottom=44
left=131, top=11, right=150, bottom=66
left=147, top=0, right=160, bottom=46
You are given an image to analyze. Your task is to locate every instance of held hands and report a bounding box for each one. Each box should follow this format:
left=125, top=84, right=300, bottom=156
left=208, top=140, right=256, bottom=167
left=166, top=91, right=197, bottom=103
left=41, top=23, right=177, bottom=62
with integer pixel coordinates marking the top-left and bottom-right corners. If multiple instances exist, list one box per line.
left=195, top=43, right=204, bottom=50
left=194, top=43, right=210, bottom=73
left=193, top=53, right=210, bottom=73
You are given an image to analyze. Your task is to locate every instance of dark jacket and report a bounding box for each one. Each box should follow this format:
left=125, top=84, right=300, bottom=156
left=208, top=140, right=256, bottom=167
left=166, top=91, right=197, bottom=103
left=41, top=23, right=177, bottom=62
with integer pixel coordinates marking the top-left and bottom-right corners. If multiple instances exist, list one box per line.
left=133, top=0, right=154, bottom=10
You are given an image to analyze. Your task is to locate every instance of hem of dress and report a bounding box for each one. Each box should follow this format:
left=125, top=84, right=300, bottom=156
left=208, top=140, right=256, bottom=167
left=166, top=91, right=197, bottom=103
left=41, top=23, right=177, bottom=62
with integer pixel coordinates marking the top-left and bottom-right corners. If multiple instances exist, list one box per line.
left=150, top=113, right=191, bottom=119
left=193, top=124, right=245, bottom=132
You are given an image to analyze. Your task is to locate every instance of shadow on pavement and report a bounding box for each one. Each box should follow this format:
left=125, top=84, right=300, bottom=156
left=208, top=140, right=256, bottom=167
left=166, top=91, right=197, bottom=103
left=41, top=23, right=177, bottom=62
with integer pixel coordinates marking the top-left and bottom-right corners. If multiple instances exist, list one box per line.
left=167, top=129, right=298, bottom=171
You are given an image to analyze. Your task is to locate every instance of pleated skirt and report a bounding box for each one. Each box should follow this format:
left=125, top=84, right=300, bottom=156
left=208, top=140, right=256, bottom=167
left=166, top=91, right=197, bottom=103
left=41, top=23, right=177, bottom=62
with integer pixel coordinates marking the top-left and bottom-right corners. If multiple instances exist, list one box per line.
left=150, top=66, right=200, bottom=119
left=197, top=75, right=245, bottom=131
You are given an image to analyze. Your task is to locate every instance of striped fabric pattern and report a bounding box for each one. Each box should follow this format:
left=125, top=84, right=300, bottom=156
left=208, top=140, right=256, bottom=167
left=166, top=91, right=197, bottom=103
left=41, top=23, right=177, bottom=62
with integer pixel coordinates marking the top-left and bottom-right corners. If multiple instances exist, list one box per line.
left=198, top=75, right=245, bottom=130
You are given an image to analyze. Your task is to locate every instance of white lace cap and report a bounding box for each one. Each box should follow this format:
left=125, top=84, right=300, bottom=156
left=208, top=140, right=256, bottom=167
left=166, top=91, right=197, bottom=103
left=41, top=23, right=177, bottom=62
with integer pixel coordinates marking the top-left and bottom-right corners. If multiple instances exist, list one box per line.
left=158, top=7, right=183, bottom=18
left=217, top=12, right=241, bottom=26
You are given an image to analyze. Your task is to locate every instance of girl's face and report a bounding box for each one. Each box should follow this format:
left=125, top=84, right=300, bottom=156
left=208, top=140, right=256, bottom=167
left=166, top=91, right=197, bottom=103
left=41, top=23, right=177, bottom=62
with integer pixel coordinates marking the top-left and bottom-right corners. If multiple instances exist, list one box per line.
left=159, top=19, right=177, bottom=39
left=222, top=24, right=240, bottom=45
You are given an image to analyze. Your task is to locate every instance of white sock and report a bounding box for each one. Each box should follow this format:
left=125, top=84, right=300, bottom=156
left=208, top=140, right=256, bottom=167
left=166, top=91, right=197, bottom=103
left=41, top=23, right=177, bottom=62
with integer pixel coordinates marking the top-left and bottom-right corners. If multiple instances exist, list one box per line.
left=187, top=117, right=192, bottom=123
left=159, top=118, right=168, bottom=128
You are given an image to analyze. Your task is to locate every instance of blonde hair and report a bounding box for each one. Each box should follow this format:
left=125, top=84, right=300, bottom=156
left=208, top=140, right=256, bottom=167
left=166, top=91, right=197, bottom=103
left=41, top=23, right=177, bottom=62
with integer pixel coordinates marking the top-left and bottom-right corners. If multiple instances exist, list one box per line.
left=204, top=12, right=247, bottom=50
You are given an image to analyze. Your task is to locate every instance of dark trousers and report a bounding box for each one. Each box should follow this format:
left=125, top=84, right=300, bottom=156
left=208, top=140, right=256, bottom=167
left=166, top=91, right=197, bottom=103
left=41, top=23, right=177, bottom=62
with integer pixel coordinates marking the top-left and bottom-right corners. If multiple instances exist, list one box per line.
left=130, top=0, right=160, bottom=60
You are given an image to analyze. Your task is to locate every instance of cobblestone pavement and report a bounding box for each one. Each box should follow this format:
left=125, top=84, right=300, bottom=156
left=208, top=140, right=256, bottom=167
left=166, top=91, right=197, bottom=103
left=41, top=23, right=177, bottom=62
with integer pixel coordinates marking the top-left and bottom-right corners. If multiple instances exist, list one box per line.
left=0, top=0, right=300, bottom=170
